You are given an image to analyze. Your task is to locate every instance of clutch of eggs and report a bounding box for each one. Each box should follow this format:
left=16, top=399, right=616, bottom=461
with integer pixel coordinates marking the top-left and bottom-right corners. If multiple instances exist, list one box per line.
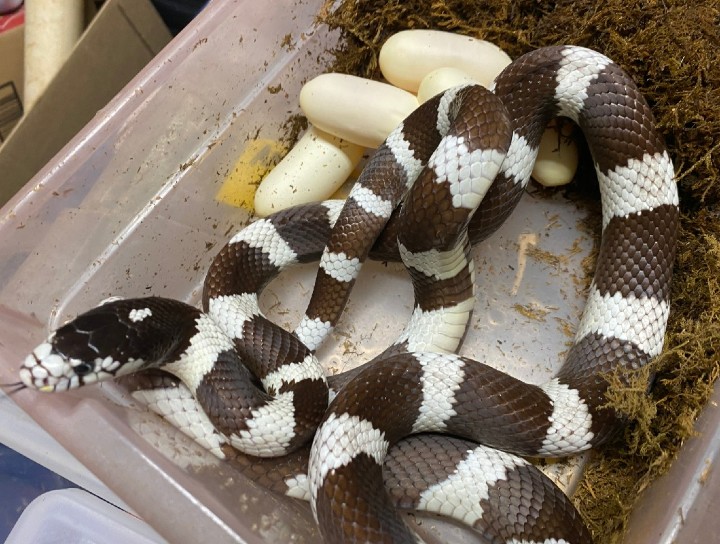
left=253, top=30, right=578, bottom=217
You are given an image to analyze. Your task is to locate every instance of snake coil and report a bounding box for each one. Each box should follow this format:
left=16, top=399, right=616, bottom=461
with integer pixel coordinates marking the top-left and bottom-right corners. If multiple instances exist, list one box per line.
left=18, top=45, right=678, bottom=543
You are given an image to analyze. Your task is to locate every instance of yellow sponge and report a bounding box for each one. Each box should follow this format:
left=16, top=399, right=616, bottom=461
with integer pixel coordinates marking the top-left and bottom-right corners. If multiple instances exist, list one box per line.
left=216, top=139, right=287, bottom=211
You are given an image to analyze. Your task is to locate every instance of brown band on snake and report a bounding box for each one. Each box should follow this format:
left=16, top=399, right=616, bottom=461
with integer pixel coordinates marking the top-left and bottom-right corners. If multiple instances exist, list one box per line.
left=232, top=315, right=314, bottom=380
left=405, top=245, right=475, bottom=313
left=318, top=455, right=408, bottom=544
left=581, top=67, right=668, bottom=173
left=268, top=202, right=338, bottom=263
left=467, top=171, right=526, bottom=244
left=594, top=205, right=679, bottom=302
left=444, top=358, right=556, bottom=454
left=394, top=91, right=448, bottom=161
left=203, top=239, right=274, bottom=304
left=398, top=168, right=472, bottom=250
left=492, top=48, right=563, bottom=144
left=194, top=350, right=271, bottom=437
left=556, top=333, right=653, bottom=440
left=383, top=434, right=472, bottom=508
left=474, top=460, right=591, bottom=542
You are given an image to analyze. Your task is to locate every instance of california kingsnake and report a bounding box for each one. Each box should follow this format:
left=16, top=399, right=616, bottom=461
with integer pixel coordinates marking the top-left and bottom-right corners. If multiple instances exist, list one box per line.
left=17, top=45, right=678, bottom=543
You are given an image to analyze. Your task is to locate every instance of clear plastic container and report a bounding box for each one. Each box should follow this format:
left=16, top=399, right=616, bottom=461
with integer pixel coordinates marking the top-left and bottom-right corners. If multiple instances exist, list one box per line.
left=5, top=489, right=165, bottom=544
left=0, top=1, right=712, bottom=542
left=0, top=394, right=130, bottom=512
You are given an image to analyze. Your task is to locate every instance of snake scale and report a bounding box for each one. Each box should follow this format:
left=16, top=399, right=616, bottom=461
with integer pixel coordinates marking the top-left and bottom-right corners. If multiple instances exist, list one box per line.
left=16, top=45, right=678, bottom=543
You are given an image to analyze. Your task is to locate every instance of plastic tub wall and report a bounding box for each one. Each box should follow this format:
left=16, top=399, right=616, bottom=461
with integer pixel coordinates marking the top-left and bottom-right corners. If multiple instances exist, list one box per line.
left=0, top=0, right=708, bottom=542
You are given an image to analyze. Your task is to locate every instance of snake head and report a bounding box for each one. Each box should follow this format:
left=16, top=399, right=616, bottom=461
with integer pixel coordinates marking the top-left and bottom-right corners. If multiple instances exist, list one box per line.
left=18, top=298, right=182, bottom=392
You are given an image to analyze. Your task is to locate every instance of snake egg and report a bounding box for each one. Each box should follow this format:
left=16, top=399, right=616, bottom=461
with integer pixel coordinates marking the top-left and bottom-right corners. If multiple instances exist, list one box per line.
left=379, top=29, right=512, bottom=92
left=416, top=67, right=481, bottom=104
left=253, top=126, right=364, bottom=217
left=299, top=73, right=419, bottom=148
left=531, top=118, right=579, bottom=187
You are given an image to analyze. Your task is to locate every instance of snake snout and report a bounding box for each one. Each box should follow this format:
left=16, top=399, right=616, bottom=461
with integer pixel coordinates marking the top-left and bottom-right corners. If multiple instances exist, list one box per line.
left=20, top=341, right=74, bottom=391
left=20, top=337, right=118, bottom=391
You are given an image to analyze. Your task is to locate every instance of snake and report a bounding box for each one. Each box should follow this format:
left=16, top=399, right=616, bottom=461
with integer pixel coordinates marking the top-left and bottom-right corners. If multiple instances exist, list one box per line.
left=14, top=45, right=678, bottom=543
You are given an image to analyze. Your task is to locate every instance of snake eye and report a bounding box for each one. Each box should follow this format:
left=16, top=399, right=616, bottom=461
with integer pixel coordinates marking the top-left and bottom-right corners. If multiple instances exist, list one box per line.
left=72, top=362, right=94, bottom=376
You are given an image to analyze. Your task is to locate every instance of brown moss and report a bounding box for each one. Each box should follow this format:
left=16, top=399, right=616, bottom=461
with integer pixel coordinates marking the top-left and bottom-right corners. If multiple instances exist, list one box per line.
left=319, top=1, right=720, bottom=541
left=279, top=114, right=309, bottom=148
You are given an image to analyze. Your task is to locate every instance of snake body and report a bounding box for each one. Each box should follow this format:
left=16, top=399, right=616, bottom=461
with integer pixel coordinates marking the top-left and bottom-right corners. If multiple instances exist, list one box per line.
left=18, top=45, right=678, bottom=543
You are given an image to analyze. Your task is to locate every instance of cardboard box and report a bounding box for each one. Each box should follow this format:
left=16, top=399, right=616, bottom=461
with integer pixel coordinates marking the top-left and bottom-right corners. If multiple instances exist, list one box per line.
left=0, top=0, right=171, bottom=206
left=0, top=19, right=24, bottom=143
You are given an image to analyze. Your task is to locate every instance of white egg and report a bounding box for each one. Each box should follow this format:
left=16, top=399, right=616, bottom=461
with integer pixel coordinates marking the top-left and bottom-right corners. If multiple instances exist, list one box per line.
left=253, top=126, right=364, bottom=217
left=379, top=29, right=511, bottom=92
left=532, top=120, right=579, bottom=187
left=417, top=67, right=479, bottom=103
left=299, top=73, right=419, bottom=148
